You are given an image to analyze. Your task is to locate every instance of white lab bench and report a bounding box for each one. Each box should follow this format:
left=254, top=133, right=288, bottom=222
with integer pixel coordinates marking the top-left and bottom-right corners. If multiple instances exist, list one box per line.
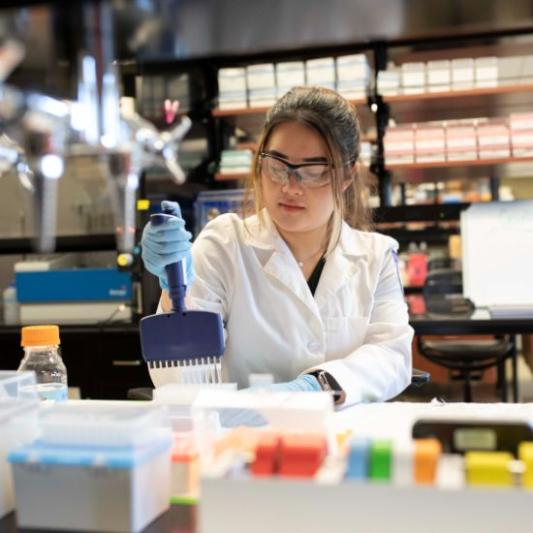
left=200, top=402, right=533, bottom=533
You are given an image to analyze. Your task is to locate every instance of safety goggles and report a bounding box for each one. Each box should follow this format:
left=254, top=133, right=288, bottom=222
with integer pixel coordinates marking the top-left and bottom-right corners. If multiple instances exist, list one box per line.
left=259, top=152, right=332, bottom=189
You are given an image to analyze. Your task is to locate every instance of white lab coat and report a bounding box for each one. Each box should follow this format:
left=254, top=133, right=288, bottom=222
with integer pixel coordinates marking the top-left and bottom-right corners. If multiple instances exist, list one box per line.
left=149, top=210, right=413, bottom=407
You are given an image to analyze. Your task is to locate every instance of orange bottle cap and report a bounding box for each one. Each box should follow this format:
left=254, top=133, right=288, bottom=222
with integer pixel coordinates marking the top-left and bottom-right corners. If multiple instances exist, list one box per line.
left=21, top=325, right=60, bottom=347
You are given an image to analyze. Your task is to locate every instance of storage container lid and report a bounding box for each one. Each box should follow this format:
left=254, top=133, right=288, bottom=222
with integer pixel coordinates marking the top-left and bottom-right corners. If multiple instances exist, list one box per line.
left=8, top=435, right=171, bottom=469
left=0, top=398, right=38, bottom=426
left=0, top=371, right=38, bottom=401
left=38, top=403, right=168, bottom=447
left=21, top=325, right=60, bottom=347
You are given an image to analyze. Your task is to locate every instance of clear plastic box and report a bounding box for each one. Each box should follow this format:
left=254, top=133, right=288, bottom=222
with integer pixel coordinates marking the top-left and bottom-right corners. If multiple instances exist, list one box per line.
left=9, top=401, right=172, bottom=532
left=0, top=372, right=40, bottom=519
left=38, top=402, right=168, bottom=447
left=194, top=189, right=245, bottom=236
left=0, top=371, right=38, bottom=401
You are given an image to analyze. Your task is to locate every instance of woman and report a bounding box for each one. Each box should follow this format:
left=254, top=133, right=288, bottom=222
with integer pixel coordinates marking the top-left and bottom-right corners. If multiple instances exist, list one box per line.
left=142, top=86, right=413, bottom=407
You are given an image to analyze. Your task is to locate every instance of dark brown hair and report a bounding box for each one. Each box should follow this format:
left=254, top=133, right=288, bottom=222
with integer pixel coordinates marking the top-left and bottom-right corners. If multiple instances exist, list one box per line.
left=244, top=86, right=372, bottom=249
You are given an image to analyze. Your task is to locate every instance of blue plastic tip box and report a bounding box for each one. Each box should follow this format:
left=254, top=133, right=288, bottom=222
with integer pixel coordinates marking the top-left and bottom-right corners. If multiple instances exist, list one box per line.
left=8, top=403, right=172, bottom=533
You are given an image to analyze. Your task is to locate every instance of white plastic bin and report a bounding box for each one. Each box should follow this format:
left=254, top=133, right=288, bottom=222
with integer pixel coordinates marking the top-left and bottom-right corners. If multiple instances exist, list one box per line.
left=0, top=371, right=39, bottom=518
left=9, top=403, right=172, bottom=532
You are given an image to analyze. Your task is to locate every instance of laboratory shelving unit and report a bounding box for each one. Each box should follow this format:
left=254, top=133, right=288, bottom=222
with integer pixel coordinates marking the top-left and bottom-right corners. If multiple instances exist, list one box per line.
left=180, top=25, right=533, bottom=245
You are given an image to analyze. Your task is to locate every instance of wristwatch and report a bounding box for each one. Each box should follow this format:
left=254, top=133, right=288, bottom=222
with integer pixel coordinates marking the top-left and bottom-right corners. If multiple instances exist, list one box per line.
left=308, top=370, right=346, bottom=405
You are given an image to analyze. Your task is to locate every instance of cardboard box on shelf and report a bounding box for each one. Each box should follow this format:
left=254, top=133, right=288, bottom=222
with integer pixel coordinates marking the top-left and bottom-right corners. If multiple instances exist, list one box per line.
left=305, top=57, right=335, bottom=89
left=427, top=60, right=451, bottom=93
left=401, top=62, right=426, bottom=94
left=451, top=58, right=475, bottom=90
left=275, top=61, right=306, bottom=98
left=218, top=68, right=247, bottom=93
left=510, top=131, right=533, bottom=157
left=335, top=54, right=370, bottom=99
left=246, top=64, right=275, bottom=90
left=446, top=121, right=478, bottom=161
left=384, top=125, right=415, bottom=164
left=377, top=64, right=400, bottom=96
left=217, top=92, right=248, bottom=110
left=475, top=57, right=499, bottom=88
left=415, top=123, right=446, bottom=163
left=510, top=114, right=533, bottom=157
left=336, top=54, right=370, bottom=82
left=477, top=119, right=510, bottom=159
left=509, top=112, right=533, bottom=131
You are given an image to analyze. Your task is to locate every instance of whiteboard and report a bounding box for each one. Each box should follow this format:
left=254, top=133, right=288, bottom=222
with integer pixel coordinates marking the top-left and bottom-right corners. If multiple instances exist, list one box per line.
left=461, top=200, right=533, bottom=308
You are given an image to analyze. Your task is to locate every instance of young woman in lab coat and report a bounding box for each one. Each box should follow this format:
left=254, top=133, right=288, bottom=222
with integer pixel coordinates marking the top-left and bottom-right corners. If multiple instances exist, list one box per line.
left=142, top=86, right=413, bottom=407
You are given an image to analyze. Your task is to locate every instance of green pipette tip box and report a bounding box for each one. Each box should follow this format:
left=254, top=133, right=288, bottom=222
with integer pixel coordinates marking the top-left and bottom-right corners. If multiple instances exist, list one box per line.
left=370, top=440, right=392, bottom=481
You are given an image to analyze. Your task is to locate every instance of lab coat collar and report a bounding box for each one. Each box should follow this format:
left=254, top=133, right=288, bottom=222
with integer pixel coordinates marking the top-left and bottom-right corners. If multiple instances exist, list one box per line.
left=243, top=209, right=370, bottom=259
left=243, top=209, right=284, bottom=257
left=244, top=210, right=320, bottom=315
left=313, top=221, right=368, bottom=307
left=244, top=210, right=369, bottom=315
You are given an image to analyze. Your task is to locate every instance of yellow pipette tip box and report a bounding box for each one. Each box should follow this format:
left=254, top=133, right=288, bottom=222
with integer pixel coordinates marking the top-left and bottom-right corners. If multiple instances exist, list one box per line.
left=518, top=441, right=533, bottom=489
left=465, top=451, right=513, bottom=487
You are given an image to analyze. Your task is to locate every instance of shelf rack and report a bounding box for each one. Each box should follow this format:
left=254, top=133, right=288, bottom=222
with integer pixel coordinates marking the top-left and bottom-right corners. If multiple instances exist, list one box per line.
left=96, top=25, right=531, bottom=261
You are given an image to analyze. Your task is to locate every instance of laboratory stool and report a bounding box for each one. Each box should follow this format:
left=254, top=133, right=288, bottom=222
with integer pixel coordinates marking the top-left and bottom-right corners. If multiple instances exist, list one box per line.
left=418, top=267, right=516, bottom=402
left=417, top=336, right=514, bottom=402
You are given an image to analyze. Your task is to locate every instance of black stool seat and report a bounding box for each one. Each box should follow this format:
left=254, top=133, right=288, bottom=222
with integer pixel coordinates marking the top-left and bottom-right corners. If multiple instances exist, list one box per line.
left=418, top=336, right=513, bottom=401
left=416, top=267, right=516, bottom=402
left=422, top=339, right=512, bottom=363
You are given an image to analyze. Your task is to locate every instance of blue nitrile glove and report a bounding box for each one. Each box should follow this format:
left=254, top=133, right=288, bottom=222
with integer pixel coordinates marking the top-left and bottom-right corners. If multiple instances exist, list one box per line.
left=264, top=374, right=321, bottom=392
left=219, top=375, right=321, bottom=427
left=141, top=200, right=194, bottom=290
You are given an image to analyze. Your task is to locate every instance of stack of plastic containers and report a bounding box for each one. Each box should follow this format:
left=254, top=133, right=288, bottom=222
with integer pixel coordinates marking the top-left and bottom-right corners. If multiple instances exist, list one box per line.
left=0, top=371, right=40, bottom=519
left=194, top=189, right=245, bottom=236
left=9, top=403, right=172, bottom=532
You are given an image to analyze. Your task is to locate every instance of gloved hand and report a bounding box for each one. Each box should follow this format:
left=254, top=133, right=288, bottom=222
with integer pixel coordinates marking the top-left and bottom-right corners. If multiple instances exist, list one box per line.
left=264, top=374, right=321, bottom=392
left=219, top=376, right=321, bottom=428
left=141, top=200, right=194, bottom=290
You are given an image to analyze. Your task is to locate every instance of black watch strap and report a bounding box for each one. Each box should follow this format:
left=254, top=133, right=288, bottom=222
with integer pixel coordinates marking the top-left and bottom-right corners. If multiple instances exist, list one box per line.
left=309, top=370, right=346, bottom=405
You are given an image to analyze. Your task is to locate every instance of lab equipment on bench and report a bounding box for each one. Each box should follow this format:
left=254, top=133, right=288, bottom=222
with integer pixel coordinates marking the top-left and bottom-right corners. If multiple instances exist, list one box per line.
left=15, top=266, right=132, bottom=324
left=412, top=419, right=533, bottom=456
left=140, top=212, right=225, bottom=382
left=2, top=281, right=18, bottom=325
left=461, top=200, right=533, bottom=312
left=0, top=371, right=39, bottom=519
left=0, top=4, right=193, bottom=255
left=199, top=415, right=533, bottom=533
left=192, top=389, right=336, bottom=465
left=17, top=325, right=68, bottom=402
left=8, top=402, right=172, bottom=533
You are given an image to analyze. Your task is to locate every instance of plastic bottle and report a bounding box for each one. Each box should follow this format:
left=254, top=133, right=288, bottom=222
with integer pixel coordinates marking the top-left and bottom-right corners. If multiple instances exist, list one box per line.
left=18, top=325, right=68, bottom=402
left=2, top=281, right=19, bottom=325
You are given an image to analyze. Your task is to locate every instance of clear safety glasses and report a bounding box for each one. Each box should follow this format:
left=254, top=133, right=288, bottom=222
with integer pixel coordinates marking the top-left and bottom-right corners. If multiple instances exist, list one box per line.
left=259, top=152, right=332, bottom=189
